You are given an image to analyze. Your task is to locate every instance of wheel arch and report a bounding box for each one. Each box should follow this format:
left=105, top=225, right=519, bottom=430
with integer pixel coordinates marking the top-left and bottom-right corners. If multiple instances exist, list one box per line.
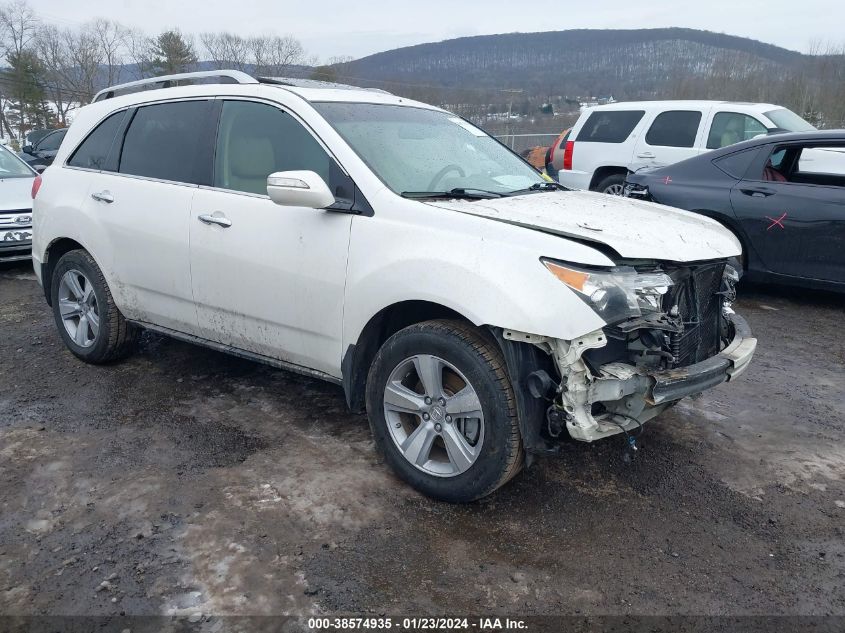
left=341, top=300, right=472, bottom=413
left=41, top=237, right=89, bottom=306
left=341, top=300, right=556, bottom=462
left=589, top=166, right=629, bottom=191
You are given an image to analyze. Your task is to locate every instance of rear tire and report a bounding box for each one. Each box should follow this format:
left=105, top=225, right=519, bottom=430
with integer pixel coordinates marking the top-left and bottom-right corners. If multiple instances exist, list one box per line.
left=50, top=249, right=139, bottom=364
left=595, top=173, right=626, bottom=195
left=366, top=319, right=523, bottom=503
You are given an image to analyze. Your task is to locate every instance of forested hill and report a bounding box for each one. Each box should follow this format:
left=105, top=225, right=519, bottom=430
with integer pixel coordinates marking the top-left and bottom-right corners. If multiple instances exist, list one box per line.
left=334, top=28, right=815, bottom=98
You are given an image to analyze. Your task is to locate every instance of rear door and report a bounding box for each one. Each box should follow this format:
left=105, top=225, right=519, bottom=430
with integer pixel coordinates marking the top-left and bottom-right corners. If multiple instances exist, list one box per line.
left=730, top=141, right=845, bottom=283
left=188, top=99, right=353, bottom=376
left=73, top=99, right=216, bottom=333
left=632, top=108, right=709, bottom=170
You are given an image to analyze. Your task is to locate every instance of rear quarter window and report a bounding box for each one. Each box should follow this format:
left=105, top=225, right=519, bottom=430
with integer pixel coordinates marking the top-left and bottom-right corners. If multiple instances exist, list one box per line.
left=67, top=111, right=126, bottom=171
left=575, top=110, right=645, bottom=143
left=713, top=147, right=760, bottom=179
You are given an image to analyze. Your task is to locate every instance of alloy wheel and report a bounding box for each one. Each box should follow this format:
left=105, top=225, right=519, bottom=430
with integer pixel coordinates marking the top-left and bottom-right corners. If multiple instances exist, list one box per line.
left=383, top=354, right=485, bottom=477
left=58, top=269, right=100, bottom=348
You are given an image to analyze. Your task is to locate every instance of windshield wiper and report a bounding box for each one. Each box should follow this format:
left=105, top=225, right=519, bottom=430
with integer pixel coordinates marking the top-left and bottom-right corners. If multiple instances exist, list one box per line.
left=506, top=181, right=568, bottom=196
left=401, top=188, right=504, bottom=200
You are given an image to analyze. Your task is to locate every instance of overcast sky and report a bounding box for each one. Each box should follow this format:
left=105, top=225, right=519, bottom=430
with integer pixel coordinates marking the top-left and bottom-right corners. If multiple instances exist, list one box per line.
left=31, top=0, right=842, bottom=62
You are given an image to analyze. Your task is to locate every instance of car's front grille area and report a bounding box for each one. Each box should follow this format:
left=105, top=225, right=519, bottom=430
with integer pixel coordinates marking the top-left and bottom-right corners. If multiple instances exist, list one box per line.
left=667, top=263, right=725, bottom=367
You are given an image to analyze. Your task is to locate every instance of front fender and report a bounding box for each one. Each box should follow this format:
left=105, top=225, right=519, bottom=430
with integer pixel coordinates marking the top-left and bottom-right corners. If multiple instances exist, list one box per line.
left=342, top=200, right=611, bottom=351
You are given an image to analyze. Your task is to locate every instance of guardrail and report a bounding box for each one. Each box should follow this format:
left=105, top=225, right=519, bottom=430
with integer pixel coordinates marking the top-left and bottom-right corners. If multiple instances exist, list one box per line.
left=492, top=133, right=559, bottom=154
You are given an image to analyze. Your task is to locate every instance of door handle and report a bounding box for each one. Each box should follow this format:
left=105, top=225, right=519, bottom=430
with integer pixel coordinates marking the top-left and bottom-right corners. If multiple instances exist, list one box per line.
left=91, top=190, right=114, bottom=203
left=637, top=152, right=655, bottom=159
left=740, top=188, right=775, bottom=198
left=198, top=213, right=232, bottom=228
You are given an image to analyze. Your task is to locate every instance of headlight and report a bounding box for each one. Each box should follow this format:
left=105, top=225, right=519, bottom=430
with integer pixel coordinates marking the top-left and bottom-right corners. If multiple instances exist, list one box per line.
left=542, top=259, right=673, bottom=324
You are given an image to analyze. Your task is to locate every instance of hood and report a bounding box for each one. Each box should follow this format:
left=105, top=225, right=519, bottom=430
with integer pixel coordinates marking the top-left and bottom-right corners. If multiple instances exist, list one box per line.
left=0, top=177, right=34, bottom=213
left=426, top=190, right=740, bottom=262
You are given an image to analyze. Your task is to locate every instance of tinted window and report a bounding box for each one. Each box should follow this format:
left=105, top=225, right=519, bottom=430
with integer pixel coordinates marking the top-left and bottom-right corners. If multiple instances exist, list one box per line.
left=645, top=111, right=702, bottom=148
left=36, top=129, right=66, bottom=151
left=713, top=148, right=759, bottom=179
left=707, top=113, right=768, bottom=149
left=576, top=111, right=645, bottom=143
left=120, top=101, right=210, bottom=184
left=214, top=101, right=331, bottom=195
left=68, top=113, right=125, bottom=170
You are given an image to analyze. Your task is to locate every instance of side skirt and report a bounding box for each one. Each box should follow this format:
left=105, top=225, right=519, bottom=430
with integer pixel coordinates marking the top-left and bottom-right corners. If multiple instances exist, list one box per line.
left=131, top=321, right=343, bottom=386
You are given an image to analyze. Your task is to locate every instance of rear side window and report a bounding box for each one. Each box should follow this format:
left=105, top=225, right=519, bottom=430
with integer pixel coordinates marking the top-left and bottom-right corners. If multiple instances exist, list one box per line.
left=713, top=148, right=760, bottom=179
left=119, top=101, right=210, bottom=184
left=576, top=111, right=644, bottom=143
left=68, top=112, right=126, bottom=170
left=645, top=111, right=702, bottom=148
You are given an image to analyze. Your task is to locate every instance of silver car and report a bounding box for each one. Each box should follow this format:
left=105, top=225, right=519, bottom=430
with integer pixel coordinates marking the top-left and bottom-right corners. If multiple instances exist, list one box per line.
left=0, top=144, right=37, bottom=262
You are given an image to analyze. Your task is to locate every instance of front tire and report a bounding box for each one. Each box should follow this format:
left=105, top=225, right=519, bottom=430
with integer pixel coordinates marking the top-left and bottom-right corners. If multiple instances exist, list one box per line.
left=50, top=249, right=139, bottom=364
left=366, top=319, right=523, bottom=502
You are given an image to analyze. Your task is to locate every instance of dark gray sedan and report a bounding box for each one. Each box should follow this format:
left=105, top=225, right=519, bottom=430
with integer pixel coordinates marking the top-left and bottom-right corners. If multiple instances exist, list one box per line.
left=624, top=130, right=845, bottom=292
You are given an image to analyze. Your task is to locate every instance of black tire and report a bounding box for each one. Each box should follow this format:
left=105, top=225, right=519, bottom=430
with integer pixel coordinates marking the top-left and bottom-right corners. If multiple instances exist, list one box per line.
left=365, top=319, right=523, bottom=503
left=50, top=249, right=139, bottom=364
left=595, top=173, right=626, bottom=195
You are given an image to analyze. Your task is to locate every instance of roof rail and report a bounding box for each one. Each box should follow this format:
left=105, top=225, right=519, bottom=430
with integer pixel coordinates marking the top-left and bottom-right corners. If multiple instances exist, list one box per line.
left=92, top=70, right=257, bottom=103
left=258, top=76, right=392, bottom=95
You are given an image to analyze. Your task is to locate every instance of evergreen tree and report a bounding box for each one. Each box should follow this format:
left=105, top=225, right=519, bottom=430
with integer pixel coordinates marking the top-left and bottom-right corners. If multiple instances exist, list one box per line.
left=4, top=48, right=53, bottom=137
left=149, top=30, right=196, bottom=75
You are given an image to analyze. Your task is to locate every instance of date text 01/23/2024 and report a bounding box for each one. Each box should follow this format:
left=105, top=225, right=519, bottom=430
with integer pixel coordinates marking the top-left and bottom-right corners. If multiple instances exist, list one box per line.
left=307, top=617, right=528, bottom=630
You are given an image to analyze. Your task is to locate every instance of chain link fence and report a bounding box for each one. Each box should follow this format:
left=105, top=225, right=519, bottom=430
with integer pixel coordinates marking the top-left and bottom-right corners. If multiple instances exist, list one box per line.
left=493, top=133, right=560, bottom=155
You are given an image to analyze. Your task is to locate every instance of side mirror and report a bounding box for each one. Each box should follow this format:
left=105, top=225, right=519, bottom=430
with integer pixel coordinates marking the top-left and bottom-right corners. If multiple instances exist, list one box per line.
left=267, top=170, right=335, bottom=209
left=22, top=144, right=33, bottom=154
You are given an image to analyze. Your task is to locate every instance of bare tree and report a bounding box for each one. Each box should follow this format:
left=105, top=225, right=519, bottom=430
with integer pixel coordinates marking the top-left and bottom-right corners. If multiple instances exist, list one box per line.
left=35, top=25, right=74, bottom=123
left=256, top=35, right=304, bottom=75
left=200, top=32, right=305, bottom=76
left=91, top=19, right=128, bottom=86
left=124, top=28, right=153, bottom=79
left=0, top=0, right=38, bottom=57
left=200, top=31, right=249, bottom=70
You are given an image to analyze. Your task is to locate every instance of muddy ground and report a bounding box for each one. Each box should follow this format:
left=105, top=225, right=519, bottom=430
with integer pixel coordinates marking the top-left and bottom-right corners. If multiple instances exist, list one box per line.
left=1, top=260, right=844, bottom=628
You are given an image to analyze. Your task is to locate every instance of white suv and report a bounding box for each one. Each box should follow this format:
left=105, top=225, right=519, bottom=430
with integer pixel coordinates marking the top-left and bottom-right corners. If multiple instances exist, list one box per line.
left=32, top=72, right=757, bottom=502
left=554, top=100, right=816, bottom=194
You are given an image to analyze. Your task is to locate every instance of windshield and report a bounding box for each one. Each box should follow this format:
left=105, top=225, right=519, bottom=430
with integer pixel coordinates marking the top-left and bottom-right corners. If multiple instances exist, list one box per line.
left=312, top=102, right=546, bottom=196
left=0, top=145, right=34, bottom=178
left=764, top=109, right=816, bottom=132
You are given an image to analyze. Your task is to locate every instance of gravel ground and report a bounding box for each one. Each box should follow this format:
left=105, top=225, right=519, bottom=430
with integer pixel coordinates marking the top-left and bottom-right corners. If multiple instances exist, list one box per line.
left=1, top=260, right=844, bottom=626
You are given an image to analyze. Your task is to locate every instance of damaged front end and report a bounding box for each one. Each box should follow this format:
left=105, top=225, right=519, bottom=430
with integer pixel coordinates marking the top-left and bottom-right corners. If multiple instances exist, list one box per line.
left=508, top=259, right=756, bottom=444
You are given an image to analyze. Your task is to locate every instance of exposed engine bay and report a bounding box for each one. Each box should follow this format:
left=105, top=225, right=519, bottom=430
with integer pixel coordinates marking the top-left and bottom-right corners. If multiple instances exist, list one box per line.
left=505, top=259, right=755, bottom=444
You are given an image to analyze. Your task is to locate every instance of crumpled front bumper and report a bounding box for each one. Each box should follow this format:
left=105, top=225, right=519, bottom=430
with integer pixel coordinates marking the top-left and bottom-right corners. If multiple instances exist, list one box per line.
left=649, top=314, right=756, bottom=405
left=558, top=313, right=757, bottom=442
